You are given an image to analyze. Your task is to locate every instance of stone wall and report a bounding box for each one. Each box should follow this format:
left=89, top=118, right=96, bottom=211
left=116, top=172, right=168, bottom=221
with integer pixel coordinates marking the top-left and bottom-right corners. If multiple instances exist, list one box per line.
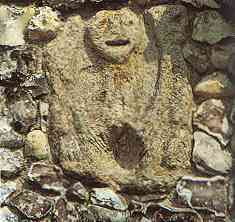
left=0, top=0, right=234, bottom=221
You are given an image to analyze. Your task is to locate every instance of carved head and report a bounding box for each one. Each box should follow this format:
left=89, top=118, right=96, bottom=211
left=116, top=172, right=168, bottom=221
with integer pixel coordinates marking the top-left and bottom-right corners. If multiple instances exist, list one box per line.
left=87, top=8, right=144, bottom=63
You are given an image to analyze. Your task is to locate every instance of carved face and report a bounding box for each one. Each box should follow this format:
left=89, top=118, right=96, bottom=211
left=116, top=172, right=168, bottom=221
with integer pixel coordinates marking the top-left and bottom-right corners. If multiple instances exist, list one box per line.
left=87, top=8, right=143, bottom=63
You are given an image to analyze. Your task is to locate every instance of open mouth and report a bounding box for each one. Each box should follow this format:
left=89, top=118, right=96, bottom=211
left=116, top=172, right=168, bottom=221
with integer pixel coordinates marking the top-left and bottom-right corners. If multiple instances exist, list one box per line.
left=105, top=39, right=130, bottom=47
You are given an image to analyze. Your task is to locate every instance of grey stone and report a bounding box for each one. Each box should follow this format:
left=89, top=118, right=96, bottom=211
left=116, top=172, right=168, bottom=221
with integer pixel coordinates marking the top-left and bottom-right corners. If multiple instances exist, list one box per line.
left=181, top=0, right=220, bottom=8
left=0, top=182, right=16, bottom=205
left=6, top=190, right=54, bottom=220
left=192, top=10, right=235, bottom=45
left=39, top=101, right=49, bottom=132
left=182, top=41, right=211, bottom=74
left=26, top=7, right=61, bottom=43
left=66, top=182, right=88, bottom=202
left=0, top=207, right=19, bottom=222
left=193, top=131, right=232, bottom=175
left=193, top=99, right=233, bottom=145
left=8, top=94, right=37, bottom=133
left=0, top=148, right=24, bottom=178
left=0, top=116, right=24, bottom=148
left=0, top=5, right=34, bottom=46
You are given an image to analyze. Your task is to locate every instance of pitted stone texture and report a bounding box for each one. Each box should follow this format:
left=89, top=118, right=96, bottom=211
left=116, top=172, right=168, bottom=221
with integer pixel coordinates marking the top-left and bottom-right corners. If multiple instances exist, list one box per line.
left=0, top=116, right=24, bottom=149
left=47, top=5, right=192, bottom=192
left=192, top=10, right=235, bottom=45
left=0, top=148, right=24, bottom=178
left=6, top=190, right=53, bottom=220
left=193, top=72, right=235, bottom=99
left=0, top=5, right=34, bottom=46
left=181, top=0, right=220, bottom=8
left=193, top=131, right=232, bottom=175
left=193, top=99, right=233, bottom=145
left=26, top=7, right=61, bottom=43
left=88, top=8, right=144, bottom=63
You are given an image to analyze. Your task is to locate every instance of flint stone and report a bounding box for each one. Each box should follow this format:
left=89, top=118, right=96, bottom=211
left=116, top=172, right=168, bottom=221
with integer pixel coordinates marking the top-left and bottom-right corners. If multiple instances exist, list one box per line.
left=21, top=73, right=50, bottom=98
left=53, top=197, right=81, bottom=222
left=27, top=162, right=66, bottom=194
left=47, top=4, right=193, bottom=192
left=26, top=7, right=61, bottom=43
left=193, top=99, right=233, bottom=145
left=211, top=41, right=235, bottom=70
left=0, top=207, right=19, bottom=222
left=193, top=72, right=235, bottom=99
left=0, top=49, right=17, bottom=83
left=176, top=176, right=228, bottom=217
left=0, top=148, right=24, bottom=178
left=182, top=41, right=211, bottom=74
left=24, top=130, right=51, bottom=160
left=0, top=116, right=24, bottom=148
left=0, top=182, right=16, bottom=205
left=193, top=131, right=232, bottom=175
left=89, top=205, right=129, bottom=222
left=8, top=94, right=37, bottom=133
left=6, top=190, right=54, bottom=220
left=90, top=188, right=128, bottom=211
left=192, top=10, right=235, bottom=45
left=66, top=182, right=88, bottom=202
left=181, top=0, right=220, bottom=8
left=0, top=5, right=34, bottom=46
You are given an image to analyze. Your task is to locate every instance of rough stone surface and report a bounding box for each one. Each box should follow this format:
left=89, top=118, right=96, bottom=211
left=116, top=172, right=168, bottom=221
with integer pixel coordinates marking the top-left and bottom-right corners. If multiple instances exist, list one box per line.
left=193, top=131, right=232, bottom=175
left=46, top=5, right=193, bottom=192
left=193, top=99, right=233, bottom=145
left=24, top=130, right=51, bottom=160
left=181, top=0, right=220, bottom=8
left=0, top=5, right=34, bottom=46
left=26, top=7, right=61, bottom=43
left=182, top=41, right=211, bottom=74
left=0, top=148, right=24, bottom=178
left=0, top=116, right=24, bottom=148
left=193, top=72, right=235, bottom=99
left=192, top=10, right=235, bottom=45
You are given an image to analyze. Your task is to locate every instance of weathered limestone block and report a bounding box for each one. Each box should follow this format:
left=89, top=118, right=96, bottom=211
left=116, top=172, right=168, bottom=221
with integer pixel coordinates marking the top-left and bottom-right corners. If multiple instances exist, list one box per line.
left=46, top=5, right=193, bottom=192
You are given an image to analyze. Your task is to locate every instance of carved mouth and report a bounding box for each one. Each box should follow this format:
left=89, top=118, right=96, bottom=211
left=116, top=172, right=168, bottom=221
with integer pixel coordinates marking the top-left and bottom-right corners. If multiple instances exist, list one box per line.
left=105, top=39, right=130, bottom=47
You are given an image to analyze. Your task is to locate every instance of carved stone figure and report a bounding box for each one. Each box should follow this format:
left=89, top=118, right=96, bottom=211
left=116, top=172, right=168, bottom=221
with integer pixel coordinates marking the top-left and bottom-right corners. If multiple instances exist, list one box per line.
left=46, top=5, right=193, bottom=192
